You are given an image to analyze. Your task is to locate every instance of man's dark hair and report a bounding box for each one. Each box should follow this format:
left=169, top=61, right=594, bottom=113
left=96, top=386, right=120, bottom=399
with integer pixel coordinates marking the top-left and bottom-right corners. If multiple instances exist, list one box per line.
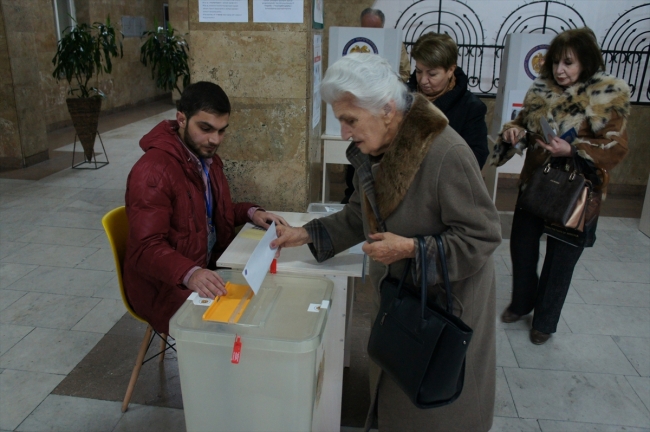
left=540, top=27, right=605, bottom=83
left=360, top=8, right=385, bottom=25
left=176, top=81, right=231, bottom=119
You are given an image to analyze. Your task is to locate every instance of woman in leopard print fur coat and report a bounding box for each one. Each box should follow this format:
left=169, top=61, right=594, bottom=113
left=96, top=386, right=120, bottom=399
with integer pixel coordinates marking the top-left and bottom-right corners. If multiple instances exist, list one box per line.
left=492, top=27, right=631, bottom=345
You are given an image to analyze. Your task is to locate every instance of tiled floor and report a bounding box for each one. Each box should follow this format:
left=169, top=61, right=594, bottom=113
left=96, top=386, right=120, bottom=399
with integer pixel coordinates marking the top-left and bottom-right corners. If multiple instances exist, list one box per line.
left=0, top=103, right=648, bottom=431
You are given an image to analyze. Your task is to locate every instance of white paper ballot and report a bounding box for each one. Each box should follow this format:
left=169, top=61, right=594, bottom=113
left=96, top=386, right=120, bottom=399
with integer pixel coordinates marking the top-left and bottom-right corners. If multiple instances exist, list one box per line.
left=242, top=222, right=277, bottom=295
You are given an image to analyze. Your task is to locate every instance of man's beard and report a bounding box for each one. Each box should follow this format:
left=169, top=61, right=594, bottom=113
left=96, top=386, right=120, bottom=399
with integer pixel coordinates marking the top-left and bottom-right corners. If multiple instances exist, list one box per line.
left=183, top=128, right=218, bottom=158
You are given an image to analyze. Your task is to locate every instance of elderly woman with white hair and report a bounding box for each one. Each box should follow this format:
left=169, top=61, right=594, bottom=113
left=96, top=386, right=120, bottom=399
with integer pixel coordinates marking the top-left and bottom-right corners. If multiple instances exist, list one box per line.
left=272, top=53, right=501, bottom=431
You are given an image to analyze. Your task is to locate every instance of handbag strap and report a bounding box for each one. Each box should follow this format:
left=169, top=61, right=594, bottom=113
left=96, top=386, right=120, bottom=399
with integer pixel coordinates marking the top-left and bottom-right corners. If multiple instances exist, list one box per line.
left=395, top=236, right=454, bottom=319
left=434, top=235, right=454, bottom=314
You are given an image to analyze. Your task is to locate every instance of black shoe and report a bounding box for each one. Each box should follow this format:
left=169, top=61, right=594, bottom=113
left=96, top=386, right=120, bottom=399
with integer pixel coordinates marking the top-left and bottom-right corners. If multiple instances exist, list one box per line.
left=501, top=307, right=522, bottom=323
left=530, top=329, right=551, bottom=345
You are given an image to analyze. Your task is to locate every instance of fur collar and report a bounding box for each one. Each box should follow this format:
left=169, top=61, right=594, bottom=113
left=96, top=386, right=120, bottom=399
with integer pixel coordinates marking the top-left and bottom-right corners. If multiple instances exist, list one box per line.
left=357, top=93, right=448, bottom=232
left=517, top=72, right=630, bottom=137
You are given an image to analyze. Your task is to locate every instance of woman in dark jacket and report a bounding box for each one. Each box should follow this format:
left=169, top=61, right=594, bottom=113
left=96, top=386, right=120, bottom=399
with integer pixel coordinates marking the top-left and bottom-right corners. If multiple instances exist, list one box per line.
left=408, top=32, right=489, bottom=168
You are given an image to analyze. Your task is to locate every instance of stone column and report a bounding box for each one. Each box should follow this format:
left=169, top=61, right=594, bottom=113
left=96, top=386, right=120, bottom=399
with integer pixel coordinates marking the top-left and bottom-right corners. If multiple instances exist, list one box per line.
left=0, top=0, right=52, bottom=169
left=180, top=1, right=313, bottom=211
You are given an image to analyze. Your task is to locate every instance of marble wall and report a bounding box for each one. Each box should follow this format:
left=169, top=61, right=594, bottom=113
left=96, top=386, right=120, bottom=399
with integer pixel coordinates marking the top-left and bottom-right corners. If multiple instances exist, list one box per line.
left=0, top=0, right=168, bottom=168
left=0, top=5, right=21, bottom=167
left=177, top=0, right=314, bottom=211
left=0, top=0, right=52, bottom=168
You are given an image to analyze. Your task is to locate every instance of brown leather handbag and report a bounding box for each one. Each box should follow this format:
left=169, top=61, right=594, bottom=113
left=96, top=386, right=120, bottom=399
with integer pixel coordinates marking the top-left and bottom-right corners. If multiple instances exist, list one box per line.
left=543, top=167, right=607, bottom=248
left=519, top=157, right=592, bottom=228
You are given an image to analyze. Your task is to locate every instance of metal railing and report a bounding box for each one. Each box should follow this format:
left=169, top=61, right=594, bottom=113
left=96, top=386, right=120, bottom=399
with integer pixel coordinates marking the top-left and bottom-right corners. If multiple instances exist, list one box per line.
left=397, top=1, right=649, bottom=104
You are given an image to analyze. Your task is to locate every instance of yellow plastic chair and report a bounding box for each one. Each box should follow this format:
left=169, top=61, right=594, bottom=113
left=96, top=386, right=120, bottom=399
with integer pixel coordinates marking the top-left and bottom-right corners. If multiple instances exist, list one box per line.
left=102, top=206, right=176, bottom=412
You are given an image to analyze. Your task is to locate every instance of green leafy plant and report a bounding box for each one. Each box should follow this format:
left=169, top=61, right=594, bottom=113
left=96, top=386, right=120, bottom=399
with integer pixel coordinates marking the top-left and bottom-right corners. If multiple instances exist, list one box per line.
left=140, top=20, right=190, bottom=94
left=52, top=16, right=123, bottom=98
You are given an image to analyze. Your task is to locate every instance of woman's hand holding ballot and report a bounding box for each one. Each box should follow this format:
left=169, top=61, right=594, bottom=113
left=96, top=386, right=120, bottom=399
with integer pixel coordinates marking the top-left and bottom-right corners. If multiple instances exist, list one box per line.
left=271, top=226, right=311, bottom=255
left=535, top=135, right=573, bottom=157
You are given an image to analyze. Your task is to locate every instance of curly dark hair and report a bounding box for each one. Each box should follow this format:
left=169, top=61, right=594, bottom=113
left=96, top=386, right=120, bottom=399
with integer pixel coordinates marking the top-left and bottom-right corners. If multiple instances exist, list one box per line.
left=539, top=27, right=605, bottom=83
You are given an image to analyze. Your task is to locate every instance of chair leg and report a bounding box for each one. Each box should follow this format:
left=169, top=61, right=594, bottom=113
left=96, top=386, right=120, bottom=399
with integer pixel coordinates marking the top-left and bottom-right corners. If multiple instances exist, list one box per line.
left=122, top=325, right=153, bottom=413
left=159, top=333, right=167, bottom=363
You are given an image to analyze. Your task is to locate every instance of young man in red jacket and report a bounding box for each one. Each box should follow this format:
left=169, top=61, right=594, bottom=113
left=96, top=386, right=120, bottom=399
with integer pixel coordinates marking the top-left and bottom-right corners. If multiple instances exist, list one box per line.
left=123, top=81, right=286, bottom=334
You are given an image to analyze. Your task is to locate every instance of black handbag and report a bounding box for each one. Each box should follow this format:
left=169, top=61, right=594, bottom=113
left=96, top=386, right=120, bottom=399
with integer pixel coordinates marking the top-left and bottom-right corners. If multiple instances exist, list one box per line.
left=518, top=156, right=593, bottom=230
left=367, top=235, right=473, bottom=409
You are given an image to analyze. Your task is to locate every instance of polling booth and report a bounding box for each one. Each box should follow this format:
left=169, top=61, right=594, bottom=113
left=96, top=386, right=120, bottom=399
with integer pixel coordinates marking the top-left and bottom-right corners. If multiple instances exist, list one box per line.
left=483, top=33, right=554, bottom=202
left=320, top=27, right=403, bottom=202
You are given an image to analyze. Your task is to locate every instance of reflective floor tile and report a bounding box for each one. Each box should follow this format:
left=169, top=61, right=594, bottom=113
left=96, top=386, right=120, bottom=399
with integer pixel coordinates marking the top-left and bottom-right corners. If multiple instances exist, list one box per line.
left=1, top=243, right=100, bottom=268
left=491, top=417, right=541, bottom=431
left=0, top=327, right=102, bottom=374
left=0, top=263, right=37, bottom=288
left=37, top=211, right=104, bottom=230
left=21, top=226, right=103, bottom=247
left=506, top=330, right=638, bottom=375
left=504, top=368, right=650, bottom=427
left=0, top=292, right=100, bottom=329
left=0, top=323, right=34, bottom=356
left=582, top=260, right=650, bottom=284
left=612, top=336, right=650, bottom=377
left=16, top=394, right=123, bottom=432
left=539, top=419, right=650, bottom=431
left=600, top=230, right=650, bottom=247
left=0, top=289, right=27, bottom=313
left=75, top=248, right=116, bottom=272
left=0, top=242, right=28, bottom=261
left=6, top=266, right=114, bottom=297
left=71, top=299, right=126, bottom=334
left=495, top=367, right=518, bottom=417
left=112, top=405, right=186, bottom=432
left=0, top=222, right=38, bottom=242
left=626, top=376, right=650, bottom=412
left=608, top=243, right=650, bottom=263
left=562, top=304, right=649, bottom=337
left=572, top=280, right=650, bottom=308
left=497, top=329, right=518, bottom=368
left=92, top=276, right=122, bottom=300
left=0, top=369, right=64, bottom=431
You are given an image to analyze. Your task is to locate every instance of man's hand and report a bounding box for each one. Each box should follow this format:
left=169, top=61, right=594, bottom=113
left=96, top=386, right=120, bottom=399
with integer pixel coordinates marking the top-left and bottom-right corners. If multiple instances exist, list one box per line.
left=187, top=269, right=227, bottom=299
left=270, top=225, right=311, bottom=257
left=251, top=210, right=289, bottom=229
left=362, top=232, right=416, bottom=265
left=536, top=136, right=573, bottom=157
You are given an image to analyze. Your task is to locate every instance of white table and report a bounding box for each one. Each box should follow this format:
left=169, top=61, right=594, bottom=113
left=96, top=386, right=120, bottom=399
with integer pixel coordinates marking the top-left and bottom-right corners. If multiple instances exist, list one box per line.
left=321, top=134, right=351, bottom=203
left=217, top=211, right=364, bottom=432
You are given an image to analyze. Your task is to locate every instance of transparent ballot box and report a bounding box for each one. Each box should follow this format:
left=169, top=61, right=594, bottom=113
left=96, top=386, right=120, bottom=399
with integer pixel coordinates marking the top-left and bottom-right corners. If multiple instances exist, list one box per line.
left=169, top=270, right=333, bottom=432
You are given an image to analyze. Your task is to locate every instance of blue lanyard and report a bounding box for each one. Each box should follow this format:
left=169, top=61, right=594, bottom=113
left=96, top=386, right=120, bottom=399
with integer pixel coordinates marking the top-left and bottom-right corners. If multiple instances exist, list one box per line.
left=200, top=159, right=213, bottom=224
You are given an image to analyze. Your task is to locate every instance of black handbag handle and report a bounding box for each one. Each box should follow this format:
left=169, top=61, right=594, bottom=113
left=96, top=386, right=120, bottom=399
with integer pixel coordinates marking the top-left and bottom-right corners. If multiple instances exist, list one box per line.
left=394, top=236, right=454, bottom=320
left=434, top=235, right=454, bottom=315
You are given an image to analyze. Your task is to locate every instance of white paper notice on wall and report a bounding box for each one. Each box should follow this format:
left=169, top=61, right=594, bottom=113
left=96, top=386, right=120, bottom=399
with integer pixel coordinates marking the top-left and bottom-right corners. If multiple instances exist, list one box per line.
left=253, top=0, right=304, bottom=23
left=199, top=0, right=248, bottom=23
left=242, top=222, right=277, bottom=295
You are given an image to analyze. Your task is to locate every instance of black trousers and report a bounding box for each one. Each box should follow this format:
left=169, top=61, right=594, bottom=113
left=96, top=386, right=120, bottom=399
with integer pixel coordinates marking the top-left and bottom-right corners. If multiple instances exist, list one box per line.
left=508, top=205, right=584, bottom=333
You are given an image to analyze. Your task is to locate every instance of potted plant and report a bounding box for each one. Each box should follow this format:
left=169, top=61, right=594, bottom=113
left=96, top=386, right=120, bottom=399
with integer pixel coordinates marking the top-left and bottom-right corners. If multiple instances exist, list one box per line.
left=52, top=16, right=123, bottom=162
left=140, top=20, right=190, bottom=98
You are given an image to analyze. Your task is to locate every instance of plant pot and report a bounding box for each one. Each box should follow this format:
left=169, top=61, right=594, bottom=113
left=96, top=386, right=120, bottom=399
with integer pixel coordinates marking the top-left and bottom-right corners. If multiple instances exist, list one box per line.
left=66, top=98, right=102, bottom=162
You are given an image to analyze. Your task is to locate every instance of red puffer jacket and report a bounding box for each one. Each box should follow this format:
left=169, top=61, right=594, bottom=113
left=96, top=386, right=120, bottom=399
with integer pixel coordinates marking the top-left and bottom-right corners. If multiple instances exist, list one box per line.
left=123, top=120, right=255, bottom=333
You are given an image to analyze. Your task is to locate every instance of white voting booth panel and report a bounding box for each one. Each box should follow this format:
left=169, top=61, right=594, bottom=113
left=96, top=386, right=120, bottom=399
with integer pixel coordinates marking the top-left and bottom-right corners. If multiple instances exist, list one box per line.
left=321, top=27, right=402, bottom=202
left=325, top=27, right=403, bottom=137
left=485, top=33, right=553, bottom=201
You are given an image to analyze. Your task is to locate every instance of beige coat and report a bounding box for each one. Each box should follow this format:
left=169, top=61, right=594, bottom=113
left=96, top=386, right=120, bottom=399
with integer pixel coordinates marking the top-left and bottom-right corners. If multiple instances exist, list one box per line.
left=313, top=94, right=502, bottom=431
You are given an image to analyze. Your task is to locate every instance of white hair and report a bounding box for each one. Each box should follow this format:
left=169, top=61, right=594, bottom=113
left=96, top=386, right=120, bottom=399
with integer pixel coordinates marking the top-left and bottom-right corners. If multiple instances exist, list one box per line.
left=320, top=53, right=409, bottom=115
